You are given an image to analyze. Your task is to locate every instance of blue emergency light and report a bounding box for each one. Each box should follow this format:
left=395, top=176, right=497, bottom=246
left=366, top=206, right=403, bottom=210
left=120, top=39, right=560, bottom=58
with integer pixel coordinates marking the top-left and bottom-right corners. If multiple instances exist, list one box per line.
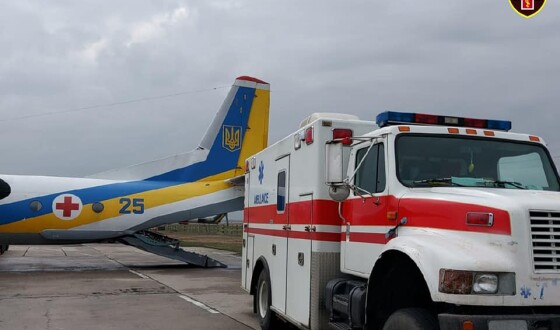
left=375, top=111, right=512, bottom=132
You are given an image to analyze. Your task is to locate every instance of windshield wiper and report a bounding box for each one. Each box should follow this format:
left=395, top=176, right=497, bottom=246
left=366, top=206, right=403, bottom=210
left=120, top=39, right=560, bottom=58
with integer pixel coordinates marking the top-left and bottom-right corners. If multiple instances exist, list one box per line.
left=488, top=180, right=527, bottom=189
left=412, top=178, right=465, bottom=187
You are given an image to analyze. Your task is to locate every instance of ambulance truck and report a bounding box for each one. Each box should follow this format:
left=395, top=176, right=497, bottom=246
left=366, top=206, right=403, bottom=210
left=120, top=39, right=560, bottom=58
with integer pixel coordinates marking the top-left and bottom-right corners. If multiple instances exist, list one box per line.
left=242, top=111, right=560, bottom=330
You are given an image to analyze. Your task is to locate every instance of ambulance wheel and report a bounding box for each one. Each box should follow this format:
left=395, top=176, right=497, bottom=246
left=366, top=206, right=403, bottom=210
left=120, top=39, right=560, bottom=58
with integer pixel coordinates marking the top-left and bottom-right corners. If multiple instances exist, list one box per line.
left=382, top=308, right=438, bottom=330
left=256, top=269, right=280, bottom=329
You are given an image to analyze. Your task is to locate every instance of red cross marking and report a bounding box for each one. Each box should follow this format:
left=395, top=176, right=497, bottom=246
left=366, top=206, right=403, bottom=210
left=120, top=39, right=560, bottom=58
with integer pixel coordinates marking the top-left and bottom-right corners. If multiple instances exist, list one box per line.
left=56, top=196, right=80, bottom=217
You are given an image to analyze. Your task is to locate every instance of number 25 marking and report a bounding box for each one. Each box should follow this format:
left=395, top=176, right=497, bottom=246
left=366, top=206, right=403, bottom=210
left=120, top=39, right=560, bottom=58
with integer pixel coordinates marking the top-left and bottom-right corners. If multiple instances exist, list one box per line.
left=119, top=198, right=145, bottom=214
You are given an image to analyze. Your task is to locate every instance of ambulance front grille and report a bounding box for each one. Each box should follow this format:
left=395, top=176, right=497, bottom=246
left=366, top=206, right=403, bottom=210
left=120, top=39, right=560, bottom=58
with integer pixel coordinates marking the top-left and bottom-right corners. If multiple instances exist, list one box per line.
left=530, top=211, right=560, bottom=273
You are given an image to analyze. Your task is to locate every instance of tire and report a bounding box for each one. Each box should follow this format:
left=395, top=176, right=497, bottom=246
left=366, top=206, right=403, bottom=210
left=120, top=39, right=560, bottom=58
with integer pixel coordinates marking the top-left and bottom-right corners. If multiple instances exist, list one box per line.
left=255, top=269, right=280, bottom=330
left=382, top=308, right=439, bottom=330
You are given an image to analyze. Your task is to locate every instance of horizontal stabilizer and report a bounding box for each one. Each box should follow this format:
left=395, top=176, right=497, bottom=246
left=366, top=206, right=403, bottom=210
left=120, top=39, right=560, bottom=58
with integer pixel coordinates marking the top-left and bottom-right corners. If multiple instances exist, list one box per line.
left=118, top=230, right=226, bottom=268
left=195, top=213, right=226, bottom=224
left=225, top=175, right=245, bottom=186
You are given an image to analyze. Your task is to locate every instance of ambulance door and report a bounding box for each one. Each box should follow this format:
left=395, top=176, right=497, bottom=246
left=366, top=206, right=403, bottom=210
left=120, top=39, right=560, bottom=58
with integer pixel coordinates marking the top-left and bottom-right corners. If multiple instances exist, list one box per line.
left=343, top=141, right=388, bottom=274
left=242, top=165, right=252, bottom=290
left=286, top=193, right=312, bottom=326
left=272, top=155, right=290, bottom=314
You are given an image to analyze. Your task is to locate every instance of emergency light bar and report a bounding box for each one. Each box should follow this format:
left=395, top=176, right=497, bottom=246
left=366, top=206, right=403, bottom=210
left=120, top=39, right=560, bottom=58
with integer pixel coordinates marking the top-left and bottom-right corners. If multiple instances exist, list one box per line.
left=375, top=111, right=512, bottom=132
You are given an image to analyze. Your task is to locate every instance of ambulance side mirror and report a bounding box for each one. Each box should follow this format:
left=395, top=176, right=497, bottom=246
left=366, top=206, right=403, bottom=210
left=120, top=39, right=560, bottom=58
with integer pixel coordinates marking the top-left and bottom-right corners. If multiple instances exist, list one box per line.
left=326, top=142, right=350, bottom=202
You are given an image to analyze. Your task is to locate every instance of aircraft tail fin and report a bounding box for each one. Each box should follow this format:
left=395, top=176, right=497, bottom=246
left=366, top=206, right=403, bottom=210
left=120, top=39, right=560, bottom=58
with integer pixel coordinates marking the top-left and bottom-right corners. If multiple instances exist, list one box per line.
left=89, top=76, right=270, bottom=182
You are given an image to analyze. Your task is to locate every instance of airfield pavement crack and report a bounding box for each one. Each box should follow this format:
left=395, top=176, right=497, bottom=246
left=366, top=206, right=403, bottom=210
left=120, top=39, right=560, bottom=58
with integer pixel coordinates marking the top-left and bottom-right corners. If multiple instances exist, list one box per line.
left=127, top=268, right=254, bottom=328
left=88, top=245, right=255, bottom=329
left=44, top=305, right=52, bottom=330
left=0, top=290, right=171, bottom=301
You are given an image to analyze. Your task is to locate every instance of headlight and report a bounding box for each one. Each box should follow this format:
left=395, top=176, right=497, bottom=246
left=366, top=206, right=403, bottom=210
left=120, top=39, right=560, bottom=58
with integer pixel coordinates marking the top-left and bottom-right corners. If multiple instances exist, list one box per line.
left=473, top=274, right=498, bottom=294
left=439, top=269, right=515, bottom=295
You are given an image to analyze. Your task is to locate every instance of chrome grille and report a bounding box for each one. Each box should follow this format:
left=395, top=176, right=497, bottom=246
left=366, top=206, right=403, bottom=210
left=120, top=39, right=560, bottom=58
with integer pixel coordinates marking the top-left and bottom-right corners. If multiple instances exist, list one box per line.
left=530, top=211, right=560, bottom=273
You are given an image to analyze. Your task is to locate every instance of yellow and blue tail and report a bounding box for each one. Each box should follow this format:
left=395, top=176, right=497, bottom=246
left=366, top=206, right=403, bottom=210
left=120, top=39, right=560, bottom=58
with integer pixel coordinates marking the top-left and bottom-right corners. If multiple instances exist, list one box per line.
left=90, top=76, right=270, bottom=182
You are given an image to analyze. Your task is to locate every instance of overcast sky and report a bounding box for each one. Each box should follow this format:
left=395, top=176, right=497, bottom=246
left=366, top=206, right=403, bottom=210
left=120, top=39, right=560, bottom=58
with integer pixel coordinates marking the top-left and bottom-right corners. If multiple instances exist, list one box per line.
left=1, top=0, right=559, bottom=177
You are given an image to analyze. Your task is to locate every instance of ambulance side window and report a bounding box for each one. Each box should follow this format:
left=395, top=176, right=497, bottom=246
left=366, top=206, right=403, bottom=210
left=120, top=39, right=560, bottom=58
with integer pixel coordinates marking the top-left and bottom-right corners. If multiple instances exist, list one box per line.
left=277, top=170, right=287, bottom=212
left=355, top=144, right=386, bottom=193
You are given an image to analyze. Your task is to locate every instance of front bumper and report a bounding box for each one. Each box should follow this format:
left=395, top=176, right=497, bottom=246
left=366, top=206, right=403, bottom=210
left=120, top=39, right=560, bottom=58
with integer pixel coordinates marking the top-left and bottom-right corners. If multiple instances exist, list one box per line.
left=439, top=313, right=560, bottom=330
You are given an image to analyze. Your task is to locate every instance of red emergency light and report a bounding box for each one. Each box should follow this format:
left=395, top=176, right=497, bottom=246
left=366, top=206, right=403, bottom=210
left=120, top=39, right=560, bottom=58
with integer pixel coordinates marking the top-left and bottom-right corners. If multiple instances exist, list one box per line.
left=332, top=129, right=353, bottom=145
left=305, top=127, right=314, bottom=145
left=466, top=212, right=494, bottom=227
left=414, top=114, right=439, bottom=125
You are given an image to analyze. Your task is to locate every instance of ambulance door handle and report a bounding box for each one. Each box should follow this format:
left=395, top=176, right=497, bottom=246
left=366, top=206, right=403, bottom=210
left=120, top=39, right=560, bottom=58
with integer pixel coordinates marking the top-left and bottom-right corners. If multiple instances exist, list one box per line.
left=282, top=225, right=291, bottom=230
left=304, top=226, right=316, bottom=232
left=304, top=226, right=310, bottom=232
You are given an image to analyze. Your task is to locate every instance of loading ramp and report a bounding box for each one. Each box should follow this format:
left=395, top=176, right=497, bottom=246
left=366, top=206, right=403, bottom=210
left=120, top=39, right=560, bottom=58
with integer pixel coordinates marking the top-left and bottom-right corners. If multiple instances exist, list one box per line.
left=118, top=230, right=226, bottom=268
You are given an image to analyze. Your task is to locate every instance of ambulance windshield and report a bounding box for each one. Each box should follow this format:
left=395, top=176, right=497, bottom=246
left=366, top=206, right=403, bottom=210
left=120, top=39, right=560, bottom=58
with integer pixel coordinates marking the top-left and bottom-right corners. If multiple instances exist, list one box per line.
left=396, top=135, right=560, bottom=191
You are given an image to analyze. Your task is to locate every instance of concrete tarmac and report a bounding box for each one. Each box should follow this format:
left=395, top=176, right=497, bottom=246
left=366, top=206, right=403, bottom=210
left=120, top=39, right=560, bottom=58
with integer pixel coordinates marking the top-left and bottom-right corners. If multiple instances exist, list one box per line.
left=0, top=244, right=259, bottom=330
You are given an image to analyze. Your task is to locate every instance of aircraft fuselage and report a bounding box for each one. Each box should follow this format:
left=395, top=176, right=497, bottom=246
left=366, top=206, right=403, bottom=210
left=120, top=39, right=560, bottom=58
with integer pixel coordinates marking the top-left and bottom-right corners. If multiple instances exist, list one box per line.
left=0, top=174, right=243, bottom=244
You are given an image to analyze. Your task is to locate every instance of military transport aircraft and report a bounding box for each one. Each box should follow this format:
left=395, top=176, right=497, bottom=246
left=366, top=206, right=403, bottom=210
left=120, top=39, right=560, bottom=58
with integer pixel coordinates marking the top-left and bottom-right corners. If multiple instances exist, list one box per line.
left=0, top=76, right=270, bottom=267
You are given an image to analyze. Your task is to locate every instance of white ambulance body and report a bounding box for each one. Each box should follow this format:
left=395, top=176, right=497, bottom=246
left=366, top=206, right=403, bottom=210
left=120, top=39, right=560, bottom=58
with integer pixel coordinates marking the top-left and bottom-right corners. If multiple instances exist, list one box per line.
left=242, top=111, right=560, bottom=330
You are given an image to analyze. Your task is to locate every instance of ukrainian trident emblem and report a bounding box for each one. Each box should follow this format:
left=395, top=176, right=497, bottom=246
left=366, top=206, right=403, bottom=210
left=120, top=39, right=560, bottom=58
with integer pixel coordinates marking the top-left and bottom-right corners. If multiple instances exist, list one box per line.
left=509, top=0, right=546, bottom=18
left=222, top=125, right=242, bottom=152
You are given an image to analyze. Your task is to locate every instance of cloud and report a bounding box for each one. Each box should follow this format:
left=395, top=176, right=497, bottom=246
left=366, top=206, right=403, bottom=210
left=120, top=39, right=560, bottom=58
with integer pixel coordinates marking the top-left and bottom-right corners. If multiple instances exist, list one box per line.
left=126, top=6, right=191, bottom=47
left=77, top=38, right=109, bottom=64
